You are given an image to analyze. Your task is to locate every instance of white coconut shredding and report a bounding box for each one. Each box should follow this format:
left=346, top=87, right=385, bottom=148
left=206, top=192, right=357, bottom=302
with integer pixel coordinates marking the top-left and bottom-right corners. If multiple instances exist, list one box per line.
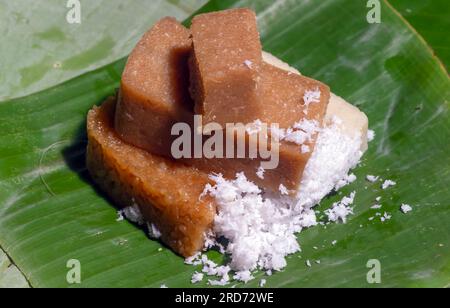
left=270, top=119, right=320, bottom=146
left=292, top=117, right=364, bottom=210
left=325, top=191, right=356, bottom=223
left=147, top=222, right=162, bottom=239
left=366, top=175, right=379, bottom=183
left=335, top=173, right=357, bottom=191
left=114, top=115, right=404, bottom=286
left=301, top=145, right=310, bottom=153
left=303, top=88, right=321, bottom=114
left=380, top=212, right=392, bottom=223
left=381, top=179, right=397, bottom=190
left=303, top=88, right=321, bottom=105
left=246, top=119, right=263, bottom=135
left=279, top=184, right=289, bottom=195
left=203, top=172, right=306, bottom=272
left=116, top=211, right=125, bottom=222
left=400, top=204, right=413, bottom=214
left=244, top=60, right=253, bottom=69
left=191, top=272, right=204, bottom=284
left=367, top=130, right=376, bottom=142
left=190, top=116, right=365, bottom=284
left=121, top=203, right=145, bottom=225
left=256, top=165, right=265, bottom=179
left=118, top=202, right=162, bottom=239
left=259, top=279, right=267, bottom=287
left=109, top=50, right=417, bottom=286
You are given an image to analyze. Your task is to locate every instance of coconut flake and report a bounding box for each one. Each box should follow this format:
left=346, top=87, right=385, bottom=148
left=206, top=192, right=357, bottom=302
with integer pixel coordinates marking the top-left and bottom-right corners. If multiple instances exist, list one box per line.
left=303, top=88, right=321, bottom=107
left=325, top=192, right=356, bottom=223
left=295, top=118, right=363, bottom=209
left=259, top=279, right=267, bottom=287
left=270, top=126, right=286, bottom=141
left=301, top=145, right=310, bottom=153
left=400, top=204, right=413, bottom=214
left=233, top=270, right=254, bottom=283
left=187, top=114, right=366, bottom=282
left=185, top=253, right=202, bottom=266
left=244, top=60, right=253, bottom=69
left=367, top=130, right=376, bottom=142
left=116, top=210, right=125, bottom=222
left=380, top=212, right=392, bottom=222
left=191, top=272, right=204, bottom=284
left=147, top=222, right=162, bottom=239
left=256, top=165, right=266, bottom=180
left=366, top=175, right=379, bottom=183
left=122, top=203, right=145, bottom=225
left=381, top=180, right=396, bottom=190
left=283, top=120, right=320, bottom=145
left=279, top=184, right=289, bottom=195
left=335, top=173, right=357, bottom=190
left=205, top=173, right=320, bottom=272
left=246, top=119, right=263, bottom=135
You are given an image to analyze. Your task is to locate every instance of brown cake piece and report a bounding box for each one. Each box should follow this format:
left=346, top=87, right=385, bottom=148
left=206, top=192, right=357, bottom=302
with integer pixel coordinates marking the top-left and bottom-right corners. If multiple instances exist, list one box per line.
left=189, top=8, right=262, bottom=128
left=114, top=15, right=330, bottom=193
left=87, top=98, right=216, bottom=257
left=184, top=65, right=330, bottom=192
left=258, top=62, right=330, bottom=127
left=115, top=17, right=194, bottom=157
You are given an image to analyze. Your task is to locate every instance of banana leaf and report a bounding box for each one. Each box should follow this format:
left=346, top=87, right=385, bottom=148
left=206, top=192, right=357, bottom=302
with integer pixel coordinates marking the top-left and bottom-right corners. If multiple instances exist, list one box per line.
left=0, top=0, right=449, bottom=288
left=0, top=0, right=207, bottom=287
left=0, top=0, right=206, bottom=101
left=389, top=0, right=450, bottom=72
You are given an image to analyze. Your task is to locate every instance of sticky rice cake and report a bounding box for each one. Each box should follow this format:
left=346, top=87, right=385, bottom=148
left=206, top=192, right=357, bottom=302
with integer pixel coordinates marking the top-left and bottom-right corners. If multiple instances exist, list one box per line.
left=189, top=8, right=262, bottom=127
left=115, top=16, right=330, bottom=192
left=115, top=17, right=194, bottom=157
left=185, top=61, right=331, bottom=192
left=258, top=62, right=330, bottom=128
left=87, top=98, right=216, bottom=257
left=86, top=12, right=369, bottom=259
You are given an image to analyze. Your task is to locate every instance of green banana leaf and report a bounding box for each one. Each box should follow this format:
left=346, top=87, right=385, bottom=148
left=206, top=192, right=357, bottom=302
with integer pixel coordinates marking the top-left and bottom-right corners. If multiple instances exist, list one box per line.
left=0, top=0, right=206, bottom=101
left=389, top=0, right=450, bottom=72
left=0, top=0, right=449, bottom=288
left=0, top=0, right=207, bottom=287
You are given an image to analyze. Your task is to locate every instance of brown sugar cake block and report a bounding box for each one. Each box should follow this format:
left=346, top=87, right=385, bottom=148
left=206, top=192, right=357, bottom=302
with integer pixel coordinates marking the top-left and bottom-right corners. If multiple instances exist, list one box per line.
left=115, top=17, right=193, bottom=157
left=113, top=12, right=329, bottom=193
left=87, top=98, right=216, bottom=257
left=258, top=62, right=330, bottom=128
left=184, top=138, right=307, bottom=193
left=189, top=8, right=262, bottom=127
left=243, top=63, right=331, bottom=191
left=184, top=62, right=331, bottom=192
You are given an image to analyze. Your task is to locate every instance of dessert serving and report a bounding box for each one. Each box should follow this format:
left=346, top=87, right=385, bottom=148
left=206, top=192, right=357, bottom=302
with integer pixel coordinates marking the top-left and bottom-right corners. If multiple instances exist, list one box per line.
left=87, top=8, right=369, bottom=282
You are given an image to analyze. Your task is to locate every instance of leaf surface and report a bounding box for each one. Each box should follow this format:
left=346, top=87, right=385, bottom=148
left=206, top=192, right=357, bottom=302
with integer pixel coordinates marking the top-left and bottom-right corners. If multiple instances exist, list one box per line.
left=0, top=0, right=448, bottom=287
